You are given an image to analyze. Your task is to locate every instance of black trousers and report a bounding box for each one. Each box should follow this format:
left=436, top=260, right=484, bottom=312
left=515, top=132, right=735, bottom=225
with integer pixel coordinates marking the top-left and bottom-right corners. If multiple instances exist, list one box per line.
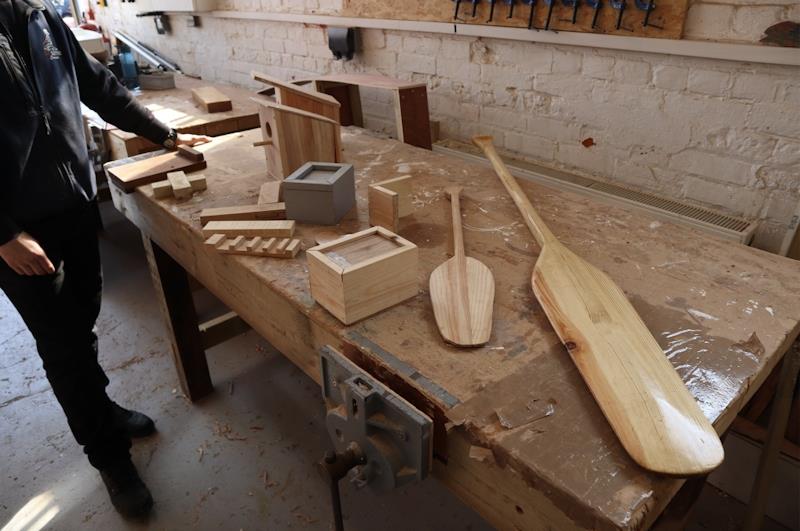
left=0, top=204, right=130, bottom=469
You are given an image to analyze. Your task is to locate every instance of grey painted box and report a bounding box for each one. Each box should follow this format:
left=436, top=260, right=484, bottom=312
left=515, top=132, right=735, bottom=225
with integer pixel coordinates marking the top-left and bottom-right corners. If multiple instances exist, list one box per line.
left=283, top=162, right=356, bottom=225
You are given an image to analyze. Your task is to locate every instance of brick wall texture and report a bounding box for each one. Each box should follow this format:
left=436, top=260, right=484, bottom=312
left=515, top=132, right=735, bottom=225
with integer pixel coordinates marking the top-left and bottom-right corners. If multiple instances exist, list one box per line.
left=97, top=1, right=800, bottom=252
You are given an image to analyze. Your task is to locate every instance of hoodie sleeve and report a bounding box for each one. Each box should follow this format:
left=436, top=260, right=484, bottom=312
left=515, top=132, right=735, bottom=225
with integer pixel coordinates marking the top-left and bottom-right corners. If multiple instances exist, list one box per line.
left=0, top=215, right=20, bottom=246
left=60, top=21, right=171, bottom=145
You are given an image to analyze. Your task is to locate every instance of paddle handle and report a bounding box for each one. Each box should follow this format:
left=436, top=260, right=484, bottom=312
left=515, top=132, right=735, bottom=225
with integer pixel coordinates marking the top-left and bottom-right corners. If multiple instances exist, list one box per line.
left=446, top=187, right=465, bottom=258
left=473, top=136, right=556, bottom=248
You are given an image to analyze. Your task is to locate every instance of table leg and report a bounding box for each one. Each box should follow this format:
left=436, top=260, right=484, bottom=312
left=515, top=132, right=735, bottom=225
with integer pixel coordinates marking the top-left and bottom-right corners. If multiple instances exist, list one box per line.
left=142, top=235, right=213, bottom=401
left=742, top=341, right=800, bottom=531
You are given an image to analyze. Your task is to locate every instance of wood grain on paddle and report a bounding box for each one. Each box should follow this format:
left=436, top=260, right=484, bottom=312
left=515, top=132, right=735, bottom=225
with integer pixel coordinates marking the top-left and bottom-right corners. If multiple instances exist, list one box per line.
left=430, top=187, right=495, bottom=347
left=472, top=135, right=724, bottom=476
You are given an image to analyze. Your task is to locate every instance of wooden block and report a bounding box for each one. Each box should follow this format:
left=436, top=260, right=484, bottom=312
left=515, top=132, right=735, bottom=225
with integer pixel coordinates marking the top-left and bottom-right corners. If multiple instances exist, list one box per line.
left=152, top=179, right=173, bottom=199
left=188, top=174, right=207, bottom=192
left=368, top=184, right=399, bottom=232
left=192, top=86, right=233, bottom=113
left=204, top=234, right=226, bottom=247
left=368, top=175, right=413, bottom=232
left=306, top=226, right=418, bottom=324
left=201, top=220, right=295, bottom=238
left=177, top=145, right=204, bottom=162
left=106, top=151, right=207, bottom=192
left=258, top=182, right=283, bottom=204
left=199, top=203, right=286, bottom=224
left=167, top=171, right=193, bottom=200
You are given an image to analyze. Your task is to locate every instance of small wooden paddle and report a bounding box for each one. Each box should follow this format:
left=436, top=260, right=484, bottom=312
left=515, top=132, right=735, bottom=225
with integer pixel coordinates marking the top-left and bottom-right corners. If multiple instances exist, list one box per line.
left=472, top=135, right=723, bottom=476
left=430, top=187, right=495, bottom=347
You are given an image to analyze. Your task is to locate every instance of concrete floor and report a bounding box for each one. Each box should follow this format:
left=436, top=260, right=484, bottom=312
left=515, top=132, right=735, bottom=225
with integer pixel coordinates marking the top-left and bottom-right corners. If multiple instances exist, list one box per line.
left=0, top=204, right=794, bottom=531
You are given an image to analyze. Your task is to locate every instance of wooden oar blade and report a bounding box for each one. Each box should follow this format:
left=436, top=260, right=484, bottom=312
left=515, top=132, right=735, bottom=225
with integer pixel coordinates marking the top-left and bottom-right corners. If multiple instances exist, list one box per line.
left=430, top=257, right=495, bottom=347
left=532, top=244, right=724, bottom=475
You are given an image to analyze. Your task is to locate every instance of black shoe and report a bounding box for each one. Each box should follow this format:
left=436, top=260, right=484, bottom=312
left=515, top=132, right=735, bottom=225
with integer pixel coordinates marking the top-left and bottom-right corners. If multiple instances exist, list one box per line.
left=99, top=458, right=154, bottom=519
left=112, top=403, right=156, bottom=438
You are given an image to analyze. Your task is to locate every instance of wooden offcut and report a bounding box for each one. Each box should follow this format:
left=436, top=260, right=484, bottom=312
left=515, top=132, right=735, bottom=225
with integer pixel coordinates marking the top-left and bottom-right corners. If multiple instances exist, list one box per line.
left=201, top=220, right=295, bottom=238
left=167, top=171, right=193, bottom=199
left=368, top=175, right=413, bottom=232
left=199, top=203, right=286, bottom=224
left=307, top=226, right=418, bottom=324
left=107, top=150, right=207, bottom=192
left=152, top=173, right=206, bottom=199
left=192, top=86, right=233, bottom=113
left=205, top=234, right=301, bottom=258
left=258, top=181, right=283, bottom=204
left=473, top=135, right=724, bottom=476
left=429, top=187, right=495, bottom=346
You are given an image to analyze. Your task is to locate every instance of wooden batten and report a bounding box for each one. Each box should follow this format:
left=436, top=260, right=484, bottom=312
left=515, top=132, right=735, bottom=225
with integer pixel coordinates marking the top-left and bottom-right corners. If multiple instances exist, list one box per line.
left=307, top=226, right=419, bottom=324
left=205, top=234, right=301, bottom=258
left=199, top=203, right=286, bottom=224
left=201, top=220, right=295, bottom=238
left=258, top=181, right=283, bottom=204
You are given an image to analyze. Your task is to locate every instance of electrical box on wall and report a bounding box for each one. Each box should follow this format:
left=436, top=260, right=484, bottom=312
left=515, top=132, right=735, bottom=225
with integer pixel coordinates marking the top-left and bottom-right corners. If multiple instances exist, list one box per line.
left=159, top=0, right=216, bottom=12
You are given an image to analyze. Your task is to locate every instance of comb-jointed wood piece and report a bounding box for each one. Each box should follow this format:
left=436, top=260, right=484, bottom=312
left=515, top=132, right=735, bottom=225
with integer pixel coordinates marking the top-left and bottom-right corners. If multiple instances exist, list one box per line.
left=204, top=234, right=300, bottom=258
left=473, top=135, right=724, bottom=476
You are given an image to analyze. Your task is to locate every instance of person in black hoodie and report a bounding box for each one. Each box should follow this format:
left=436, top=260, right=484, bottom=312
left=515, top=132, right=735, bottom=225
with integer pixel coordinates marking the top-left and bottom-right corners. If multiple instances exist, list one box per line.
left=0, top=0, right=209, bottom=519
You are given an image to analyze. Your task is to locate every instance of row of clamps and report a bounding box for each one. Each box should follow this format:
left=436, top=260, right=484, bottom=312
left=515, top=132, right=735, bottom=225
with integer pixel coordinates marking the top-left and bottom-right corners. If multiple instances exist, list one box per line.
left=452, top=0, right=658, bottom=31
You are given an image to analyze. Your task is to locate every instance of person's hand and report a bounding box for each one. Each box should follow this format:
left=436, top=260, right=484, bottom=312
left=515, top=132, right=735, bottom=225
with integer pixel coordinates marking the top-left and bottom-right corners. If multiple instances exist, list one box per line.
left=0, top=232, right=55, bottom=276
left=176, top=133, right=212, bottom=147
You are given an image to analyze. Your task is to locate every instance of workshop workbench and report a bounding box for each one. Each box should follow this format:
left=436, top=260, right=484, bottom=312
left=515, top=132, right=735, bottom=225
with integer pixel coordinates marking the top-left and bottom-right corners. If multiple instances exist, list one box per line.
left=110, top=128, right=800, bottom=530
left=87, top=76, right=260, bottom=160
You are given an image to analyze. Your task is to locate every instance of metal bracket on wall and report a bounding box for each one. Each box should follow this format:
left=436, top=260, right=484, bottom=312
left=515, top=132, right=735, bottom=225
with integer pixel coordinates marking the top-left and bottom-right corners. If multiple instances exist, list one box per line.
left=320, top=345, right=433, bottom=491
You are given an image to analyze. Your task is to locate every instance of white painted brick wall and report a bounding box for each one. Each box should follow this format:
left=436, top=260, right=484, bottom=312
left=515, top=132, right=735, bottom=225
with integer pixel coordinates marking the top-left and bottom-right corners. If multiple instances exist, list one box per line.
left=95, top=3, right=800, bottom=252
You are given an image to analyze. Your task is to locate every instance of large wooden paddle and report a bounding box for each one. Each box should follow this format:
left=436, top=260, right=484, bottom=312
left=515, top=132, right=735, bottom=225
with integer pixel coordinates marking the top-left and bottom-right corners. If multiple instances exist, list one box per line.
left=472, top=136, right=723, bottom=476
left=430, top=187, right=495, bottom=346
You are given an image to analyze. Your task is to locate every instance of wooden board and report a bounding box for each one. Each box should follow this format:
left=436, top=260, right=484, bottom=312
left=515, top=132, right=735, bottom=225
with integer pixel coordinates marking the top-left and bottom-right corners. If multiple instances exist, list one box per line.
left=258, top=181, right=283, bottom=204
left=200, top=203, right=286, bottom=224
left=110, top=128, right=800, bottom=531
left=201, top=220, right=295, bottom=238
left=205, top=234, right=301, bottom=258
left=252, top=71, right=341, bottom=122
left=340, top=0, right=689, bottom=39
left=429, top=187, right=495, bottom=346
left=368, top=175, right=414, bottom=232
left=474, top=135, right=724, bottom=475
left=106, top=151, right=207, bottom=192
left=192, top=86, right=233, bottom=113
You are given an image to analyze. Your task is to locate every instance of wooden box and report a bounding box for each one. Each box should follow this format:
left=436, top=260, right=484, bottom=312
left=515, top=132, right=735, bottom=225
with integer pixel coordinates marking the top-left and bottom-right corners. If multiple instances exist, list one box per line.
left=283, top=162, right=355, bottom=225
left=307, top=227, right=418, bottom=324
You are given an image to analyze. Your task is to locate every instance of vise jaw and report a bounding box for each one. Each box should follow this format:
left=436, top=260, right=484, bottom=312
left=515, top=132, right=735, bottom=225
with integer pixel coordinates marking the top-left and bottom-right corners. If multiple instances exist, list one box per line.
left=320, top=346, right=433, bottom=493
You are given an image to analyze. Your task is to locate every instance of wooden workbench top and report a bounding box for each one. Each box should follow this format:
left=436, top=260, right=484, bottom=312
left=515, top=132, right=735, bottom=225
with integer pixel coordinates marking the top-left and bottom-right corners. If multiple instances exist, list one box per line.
left=112, top=128, right=800, bottom=530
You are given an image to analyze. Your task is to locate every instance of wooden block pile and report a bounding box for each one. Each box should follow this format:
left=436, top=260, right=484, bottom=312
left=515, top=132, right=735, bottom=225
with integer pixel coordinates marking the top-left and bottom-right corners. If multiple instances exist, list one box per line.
left=152, top=171, right=207, bottom=200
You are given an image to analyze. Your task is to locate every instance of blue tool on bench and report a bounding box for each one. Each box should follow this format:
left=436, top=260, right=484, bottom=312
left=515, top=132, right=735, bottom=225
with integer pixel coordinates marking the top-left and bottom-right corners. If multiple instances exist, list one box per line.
left=453, top=0, right=463, bottom=19
left=488, top=0, right=497, bottom=21
left=470, top=0, right=481, bottom=17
